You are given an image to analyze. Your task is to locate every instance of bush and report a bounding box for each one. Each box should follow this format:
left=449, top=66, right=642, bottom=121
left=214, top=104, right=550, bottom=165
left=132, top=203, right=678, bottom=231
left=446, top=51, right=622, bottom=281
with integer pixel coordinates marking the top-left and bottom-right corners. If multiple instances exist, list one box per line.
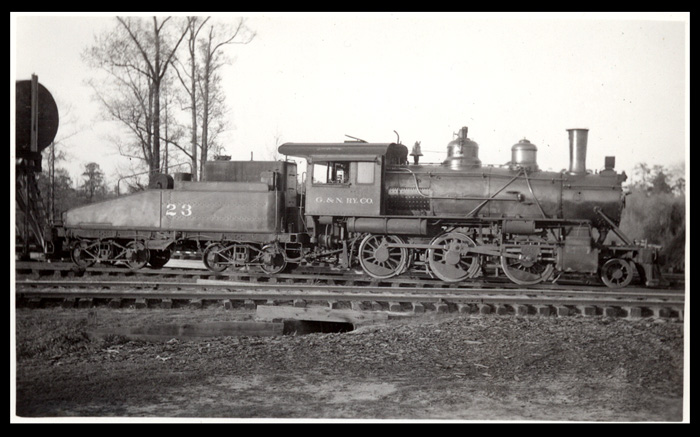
left=619, top=189, right=685, bottom=271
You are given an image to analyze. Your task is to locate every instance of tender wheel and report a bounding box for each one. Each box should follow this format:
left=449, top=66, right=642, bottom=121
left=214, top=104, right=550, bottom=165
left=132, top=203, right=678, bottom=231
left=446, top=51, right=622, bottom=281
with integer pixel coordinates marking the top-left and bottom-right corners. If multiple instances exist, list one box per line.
left=427, top=233, right=481, bottom=282
left=125, top=241, right=149, bottom=270
left=358, top=234, right=408, bottom=279
left=259, top=244, right=288, bottom=275
left=500, top=245, right=554, bottom=286
left=600, top=258, right=634, bottom=288
left=203, top=243, right=229, bottom=273
left=70, top=241, right=96, bottom=268
left=148, top=249, right=171, bottom=269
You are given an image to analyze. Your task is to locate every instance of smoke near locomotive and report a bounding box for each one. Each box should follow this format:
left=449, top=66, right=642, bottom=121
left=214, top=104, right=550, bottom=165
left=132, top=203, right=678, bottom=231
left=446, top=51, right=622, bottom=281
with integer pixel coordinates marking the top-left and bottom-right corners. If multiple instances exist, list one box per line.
left=49, top=126, right=665, bottom=288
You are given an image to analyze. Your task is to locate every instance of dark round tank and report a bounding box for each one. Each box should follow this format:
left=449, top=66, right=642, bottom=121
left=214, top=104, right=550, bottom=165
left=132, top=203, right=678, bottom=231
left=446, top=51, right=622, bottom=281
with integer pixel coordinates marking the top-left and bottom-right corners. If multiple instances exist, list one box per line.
left=15, top=80, right=60, bottom=153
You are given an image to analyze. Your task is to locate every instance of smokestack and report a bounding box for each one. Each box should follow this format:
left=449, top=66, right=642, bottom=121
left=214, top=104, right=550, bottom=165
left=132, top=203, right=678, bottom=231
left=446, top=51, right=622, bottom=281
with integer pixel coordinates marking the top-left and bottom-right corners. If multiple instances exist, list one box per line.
left=567, top=128, right=589, bottom=175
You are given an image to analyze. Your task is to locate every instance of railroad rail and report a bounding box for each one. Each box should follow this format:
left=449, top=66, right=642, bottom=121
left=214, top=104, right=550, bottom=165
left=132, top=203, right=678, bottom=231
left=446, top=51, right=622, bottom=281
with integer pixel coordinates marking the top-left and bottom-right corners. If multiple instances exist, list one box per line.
left=15, top=273, right=685, bottom=320
left=13, top=261, right=686, bottom=290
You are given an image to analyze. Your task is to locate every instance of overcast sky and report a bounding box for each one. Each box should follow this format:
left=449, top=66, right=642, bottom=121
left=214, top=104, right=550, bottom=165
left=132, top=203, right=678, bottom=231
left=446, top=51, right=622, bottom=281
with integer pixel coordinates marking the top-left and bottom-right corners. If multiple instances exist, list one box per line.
left=12, top=12, right=688, bottom=185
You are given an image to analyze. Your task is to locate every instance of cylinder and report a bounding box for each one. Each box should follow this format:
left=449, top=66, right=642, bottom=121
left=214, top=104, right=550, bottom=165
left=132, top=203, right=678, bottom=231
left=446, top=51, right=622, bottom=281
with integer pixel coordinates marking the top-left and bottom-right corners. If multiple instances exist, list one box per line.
left=502, top=220, right=537, bottom=235
left=567, top=128, right=589, bottom=175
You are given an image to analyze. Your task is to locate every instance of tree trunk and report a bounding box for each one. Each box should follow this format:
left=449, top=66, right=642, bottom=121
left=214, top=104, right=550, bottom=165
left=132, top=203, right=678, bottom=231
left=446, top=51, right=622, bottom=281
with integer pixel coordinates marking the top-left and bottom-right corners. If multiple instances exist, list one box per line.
left=200, top=83, right=209, bottom=176
left=152, top=85, right=161, bottom=178
left=190, top=39, right=198, bottom=180
left=151, top=18, right=161, bottom=180
left=200, top=40, right=212, bottom=177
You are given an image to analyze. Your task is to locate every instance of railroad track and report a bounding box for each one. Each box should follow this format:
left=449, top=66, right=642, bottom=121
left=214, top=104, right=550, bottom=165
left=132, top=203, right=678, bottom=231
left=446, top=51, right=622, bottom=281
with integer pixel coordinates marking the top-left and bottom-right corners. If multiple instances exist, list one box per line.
left=13, top=261, right=686, bottom=290
left=15, top=270, right=686, bottom=320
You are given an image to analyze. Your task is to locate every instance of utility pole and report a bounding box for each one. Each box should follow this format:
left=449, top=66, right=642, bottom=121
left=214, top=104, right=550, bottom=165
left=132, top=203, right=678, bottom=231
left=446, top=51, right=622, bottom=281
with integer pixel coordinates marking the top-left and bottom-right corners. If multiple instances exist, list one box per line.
left=49, top=140, right=55, bottom=222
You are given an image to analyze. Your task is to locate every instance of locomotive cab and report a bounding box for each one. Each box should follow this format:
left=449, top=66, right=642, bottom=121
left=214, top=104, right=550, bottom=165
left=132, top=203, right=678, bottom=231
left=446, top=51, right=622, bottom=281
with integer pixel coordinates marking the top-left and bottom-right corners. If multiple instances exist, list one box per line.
left=278, top=142, right=409, bottom=268
left=279, top=142, right=408, bottom=217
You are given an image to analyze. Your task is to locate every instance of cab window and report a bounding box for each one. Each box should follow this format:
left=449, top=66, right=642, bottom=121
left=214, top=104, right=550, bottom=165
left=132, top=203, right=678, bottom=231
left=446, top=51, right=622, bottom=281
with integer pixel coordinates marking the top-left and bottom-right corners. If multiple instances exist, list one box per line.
left=312, top=162, right=350, bottom=185
left=356, top=161, right=375, bottom=184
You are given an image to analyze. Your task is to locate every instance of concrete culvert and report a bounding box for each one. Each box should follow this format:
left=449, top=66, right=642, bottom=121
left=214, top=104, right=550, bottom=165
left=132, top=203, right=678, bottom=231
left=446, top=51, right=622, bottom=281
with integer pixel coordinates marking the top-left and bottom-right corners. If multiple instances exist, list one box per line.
left=283, top=320, right=355, bottom=335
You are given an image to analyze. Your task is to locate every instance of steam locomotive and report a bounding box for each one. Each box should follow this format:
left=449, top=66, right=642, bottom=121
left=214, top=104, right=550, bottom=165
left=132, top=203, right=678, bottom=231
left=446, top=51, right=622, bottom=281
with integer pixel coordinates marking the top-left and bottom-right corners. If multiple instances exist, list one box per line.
left=50, top=126, right=664, bottom=288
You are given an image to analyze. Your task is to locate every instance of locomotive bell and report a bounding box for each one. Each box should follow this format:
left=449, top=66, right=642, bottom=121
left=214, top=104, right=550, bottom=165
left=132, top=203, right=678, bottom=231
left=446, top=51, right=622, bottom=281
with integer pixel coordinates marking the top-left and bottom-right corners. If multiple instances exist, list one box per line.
left=443, top=126, right=482, bottom=170
left=410, top=141, right=423, bottom=165
left=510, top=138, right=538, bottom=171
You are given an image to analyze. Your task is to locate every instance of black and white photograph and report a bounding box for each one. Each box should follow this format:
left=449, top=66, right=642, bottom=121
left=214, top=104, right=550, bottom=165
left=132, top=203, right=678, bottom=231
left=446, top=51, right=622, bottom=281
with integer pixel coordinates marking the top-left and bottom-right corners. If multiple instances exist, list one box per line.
left=11, top=11, right=688, bottom=422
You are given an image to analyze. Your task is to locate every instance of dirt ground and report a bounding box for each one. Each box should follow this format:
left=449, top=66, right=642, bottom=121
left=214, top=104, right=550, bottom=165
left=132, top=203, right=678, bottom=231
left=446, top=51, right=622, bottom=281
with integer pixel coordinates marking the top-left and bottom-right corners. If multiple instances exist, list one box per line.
left=11, top=305, right=688, bottom=422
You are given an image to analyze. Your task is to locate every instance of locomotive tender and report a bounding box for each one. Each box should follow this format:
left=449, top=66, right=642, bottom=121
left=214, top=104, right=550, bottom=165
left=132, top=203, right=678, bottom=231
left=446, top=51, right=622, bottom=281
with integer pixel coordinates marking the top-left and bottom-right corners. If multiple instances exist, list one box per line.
left=53, top=126, right=664, bottom=288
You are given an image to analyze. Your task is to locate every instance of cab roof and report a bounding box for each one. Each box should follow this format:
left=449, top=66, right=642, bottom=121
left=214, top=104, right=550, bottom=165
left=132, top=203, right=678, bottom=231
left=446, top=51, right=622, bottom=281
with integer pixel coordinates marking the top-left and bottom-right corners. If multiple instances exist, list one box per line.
left=278, top=142, right=409, bottom=164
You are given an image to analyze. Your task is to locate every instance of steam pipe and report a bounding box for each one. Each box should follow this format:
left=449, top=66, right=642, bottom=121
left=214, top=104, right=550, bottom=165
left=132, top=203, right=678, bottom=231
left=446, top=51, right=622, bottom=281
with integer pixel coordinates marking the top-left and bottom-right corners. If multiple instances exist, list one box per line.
left=594, top=206, right=632, bottom=245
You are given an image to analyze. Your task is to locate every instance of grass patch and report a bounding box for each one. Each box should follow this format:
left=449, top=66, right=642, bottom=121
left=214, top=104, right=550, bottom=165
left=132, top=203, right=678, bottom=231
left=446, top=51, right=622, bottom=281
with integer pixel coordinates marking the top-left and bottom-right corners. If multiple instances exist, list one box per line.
left=15, top=314, right=92, bottom=359
left=14, top=309, right=132, bottom=359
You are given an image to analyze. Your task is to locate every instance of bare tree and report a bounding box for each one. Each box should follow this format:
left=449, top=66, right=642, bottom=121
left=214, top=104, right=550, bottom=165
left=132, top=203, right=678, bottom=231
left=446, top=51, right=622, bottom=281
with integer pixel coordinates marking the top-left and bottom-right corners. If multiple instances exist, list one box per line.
left=197, top=18, right=255, bottom=176
left=171, top=16, right=255, bottom=179
left=41, top=99, right=81, bottom=221
left=171, top=17, right=210, bottom=180
left=84, top=16, right=189, bottom=181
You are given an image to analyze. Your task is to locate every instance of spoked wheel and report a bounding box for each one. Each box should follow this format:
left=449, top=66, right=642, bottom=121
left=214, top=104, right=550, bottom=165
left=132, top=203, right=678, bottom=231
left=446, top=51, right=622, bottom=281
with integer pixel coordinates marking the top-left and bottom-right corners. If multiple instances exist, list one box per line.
left=600, top=258, right=634, bottom=288
left=203, top=243, right=229, bottom=273
left=427, top=233, right=481, bottom=282
left=500, top=245, right=554, bottom=286
left=259, top=244, right=288, bottom=275
left=358, top=234, right=408, bottom=279
left=70, top=241, right=97, bottom=268
left=148, top=249, right=171, bottom=269
left=125, top=241, right=149, bottom=270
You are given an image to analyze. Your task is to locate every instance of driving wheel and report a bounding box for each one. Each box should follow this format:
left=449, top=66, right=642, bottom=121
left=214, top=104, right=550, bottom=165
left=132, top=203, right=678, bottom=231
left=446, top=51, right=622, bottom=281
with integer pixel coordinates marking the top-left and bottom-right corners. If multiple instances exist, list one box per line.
left=358, top=234, right=408, bottom=279
left=427, top=233, right=481, bottom=282
left=500, top=244, right=554, bottom=286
